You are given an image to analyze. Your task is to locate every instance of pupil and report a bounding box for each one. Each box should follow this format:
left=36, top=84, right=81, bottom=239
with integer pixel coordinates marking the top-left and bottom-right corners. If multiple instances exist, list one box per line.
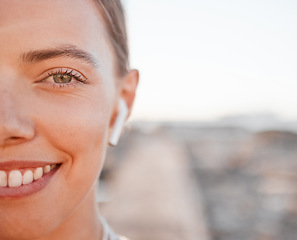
left=53, top=74, right=72, bottom=83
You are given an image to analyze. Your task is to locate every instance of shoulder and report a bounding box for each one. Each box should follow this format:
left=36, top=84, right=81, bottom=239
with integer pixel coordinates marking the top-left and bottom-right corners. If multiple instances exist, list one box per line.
left=119, top=236, right=130, bottom=240
left=108, top=233, right=130, bottom=240
left=111, top=233, right=130, bottom=240
left=99, top=215, right=130, bottom=240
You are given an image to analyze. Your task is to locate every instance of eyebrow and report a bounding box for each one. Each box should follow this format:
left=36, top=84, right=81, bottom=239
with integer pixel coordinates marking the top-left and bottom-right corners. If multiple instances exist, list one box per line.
left=21, top=44, right=98, bottom=67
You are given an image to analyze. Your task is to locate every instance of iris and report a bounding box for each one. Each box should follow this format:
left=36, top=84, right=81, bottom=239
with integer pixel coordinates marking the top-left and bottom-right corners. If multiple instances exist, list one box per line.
left=53, top=74, right=72, bottom=83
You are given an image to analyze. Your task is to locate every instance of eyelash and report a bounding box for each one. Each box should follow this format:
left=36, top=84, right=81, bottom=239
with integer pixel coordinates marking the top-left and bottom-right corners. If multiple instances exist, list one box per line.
left=37, top=68, right=87, bottom=89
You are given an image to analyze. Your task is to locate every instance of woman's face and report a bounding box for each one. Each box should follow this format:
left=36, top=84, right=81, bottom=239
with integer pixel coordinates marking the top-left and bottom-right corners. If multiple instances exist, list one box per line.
left=0, top=0, right=127, bottom=238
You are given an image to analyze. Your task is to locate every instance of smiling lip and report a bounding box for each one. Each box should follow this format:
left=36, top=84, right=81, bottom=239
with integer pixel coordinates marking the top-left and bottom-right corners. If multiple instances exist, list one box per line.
left=0, top=161, right=57, bottom=170
left=0, top=161, right=61, bottom=198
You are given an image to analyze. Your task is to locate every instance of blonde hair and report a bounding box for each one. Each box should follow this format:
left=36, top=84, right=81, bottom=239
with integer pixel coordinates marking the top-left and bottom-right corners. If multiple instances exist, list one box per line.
left=93, top=0, right=129, bottom=76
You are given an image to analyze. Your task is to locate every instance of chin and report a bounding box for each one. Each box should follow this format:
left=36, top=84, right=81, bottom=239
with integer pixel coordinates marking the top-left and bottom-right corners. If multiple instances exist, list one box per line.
left=0, top=198, right=66, bottom=240
left=0, top=221, right=55, bottom=240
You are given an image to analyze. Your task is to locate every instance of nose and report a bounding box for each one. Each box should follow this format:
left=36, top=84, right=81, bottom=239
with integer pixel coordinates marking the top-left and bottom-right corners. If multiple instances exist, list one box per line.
left=0, top=91, right=35, bottom=146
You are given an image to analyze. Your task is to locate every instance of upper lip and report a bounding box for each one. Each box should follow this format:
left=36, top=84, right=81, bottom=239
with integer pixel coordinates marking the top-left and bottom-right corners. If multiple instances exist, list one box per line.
left=0, top=161, right=59, bottom=171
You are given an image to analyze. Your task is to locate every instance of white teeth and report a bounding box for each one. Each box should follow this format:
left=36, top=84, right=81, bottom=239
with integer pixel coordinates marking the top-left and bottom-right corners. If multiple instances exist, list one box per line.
left=8, top=170, right=23, bottom=187
left=34, top=167, right=43, bottom=180
left=0, top=171, right=7, bottom=187
left=23, top=170, right=33, bottom=185
left=43, top=165, right=50, bottom=174
left=0, top=164, right=59, bottom=188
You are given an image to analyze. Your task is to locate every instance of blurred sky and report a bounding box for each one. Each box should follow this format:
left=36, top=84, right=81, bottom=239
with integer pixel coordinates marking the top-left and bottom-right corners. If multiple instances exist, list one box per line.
left=124, top=0, right=297, bottom=122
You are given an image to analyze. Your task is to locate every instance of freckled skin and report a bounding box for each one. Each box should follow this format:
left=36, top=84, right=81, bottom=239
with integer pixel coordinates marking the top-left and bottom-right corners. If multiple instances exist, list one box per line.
left=0, top=0, right=138, bottom=240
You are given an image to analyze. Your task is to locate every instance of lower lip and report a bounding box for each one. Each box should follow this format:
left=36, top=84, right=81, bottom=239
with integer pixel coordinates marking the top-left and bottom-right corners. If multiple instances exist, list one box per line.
left=0, top=165, right=61, bottom=199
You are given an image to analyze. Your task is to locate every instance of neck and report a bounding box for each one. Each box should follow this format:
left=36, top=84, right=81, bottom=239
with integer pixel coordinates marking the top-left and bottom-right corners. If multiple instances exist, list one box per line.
left=37, top=185, right=103, bottom=240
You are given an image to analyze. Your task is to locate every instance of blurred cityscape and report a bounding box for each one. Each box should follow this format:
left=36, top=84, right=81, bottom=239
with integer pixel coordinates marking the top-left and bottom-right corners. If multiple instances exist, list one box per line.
left=99, top=116, right=297, bottom=240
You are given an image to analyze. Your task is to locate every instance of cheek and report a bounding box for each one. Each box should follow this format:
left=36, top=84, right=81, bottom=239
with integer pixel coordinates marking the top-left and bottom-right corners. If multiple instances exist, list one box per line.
left=41, top=100, right=108, bottom=147
left=29, top=91, right=113, bottom=220
left=46, top=101, right=109, bottom=154
left=34, top=85, right=113, bottom=149
left=34, top=90, right=113, bottom=184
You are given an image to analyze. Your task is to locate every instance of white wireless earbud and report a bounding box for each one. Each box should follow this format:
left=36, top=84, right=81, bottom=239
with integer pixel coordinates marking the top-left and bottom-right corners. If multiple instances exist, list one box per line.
left=108, top=98, right=128, bottom=146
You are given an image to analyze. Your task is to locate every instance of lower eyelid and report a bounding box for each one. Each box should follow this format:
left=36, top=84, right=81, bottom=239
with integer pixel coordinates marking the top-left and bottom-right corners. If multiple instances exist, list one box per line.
left=38, top=80, right=84, bottom=90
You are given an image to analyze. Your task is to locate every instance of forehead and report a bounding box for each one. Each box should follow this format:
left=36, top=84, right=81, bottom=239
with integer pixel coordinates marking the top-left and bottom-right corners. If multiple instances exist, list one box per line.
left=0, top=0, right=110, bottom=62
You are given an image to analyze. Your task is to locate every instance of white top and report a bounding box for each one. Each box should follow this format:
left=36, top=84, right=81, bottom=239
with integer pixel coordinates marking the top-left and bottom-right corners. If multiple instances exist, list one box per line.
left=100, top=216, right=129, bottom=240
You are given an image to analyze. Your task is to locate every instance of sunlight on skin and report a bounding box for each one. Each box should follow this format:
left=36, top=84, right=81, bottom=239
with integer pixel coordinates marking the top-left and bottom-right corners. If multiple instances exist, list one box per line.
left=0, top=0, right=138, bottom=239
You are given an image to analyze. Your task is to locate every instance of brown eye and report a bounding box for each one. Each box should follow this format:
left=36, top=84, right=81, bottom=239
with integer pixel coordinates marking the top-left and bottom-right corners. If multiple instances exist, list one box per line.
left=53, top=74, right=72, bottom=83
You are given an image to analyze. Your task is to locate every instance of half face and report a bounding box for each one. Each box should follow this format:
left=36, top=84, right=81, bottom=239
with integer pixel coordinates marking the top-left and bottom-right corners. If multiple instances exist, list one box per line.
left=0, top=0, right=117, bottom=238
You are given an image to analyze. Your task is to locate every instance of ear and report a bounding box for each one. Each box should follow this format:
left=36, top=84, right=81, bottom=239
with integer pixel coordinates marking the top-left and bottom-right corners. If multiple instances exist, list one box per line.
left=119, top=69, right=139, bottom=118
left=108, top=69, right=139, bottom=146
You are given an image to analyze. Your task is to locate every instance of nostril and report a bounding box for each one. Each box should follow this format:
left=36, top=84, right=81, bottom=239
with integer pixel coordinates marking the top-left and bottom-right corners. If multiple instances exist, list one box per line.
left=10, top=136, right=22, bottom=141
left=3, top=136, right=30, bottom=146
left=0, top=131, right=35, bottom=147
left=0, top=117, right=35, bottom=146
left=7, top=136, right=22, bottom=141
